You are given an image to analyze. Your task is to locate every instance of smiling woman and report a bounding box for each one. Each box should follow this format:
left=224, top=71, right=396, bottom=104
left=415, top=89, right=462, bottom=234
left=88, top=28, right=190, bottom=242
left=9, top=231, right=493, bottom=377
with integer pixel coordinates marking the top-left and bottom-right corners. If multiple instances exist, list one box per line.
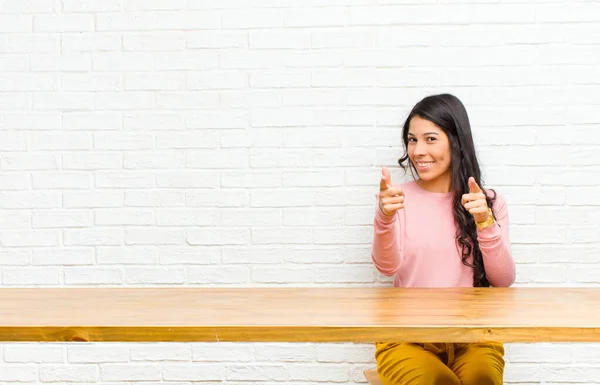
left=372, top=94, right=516, bottom=385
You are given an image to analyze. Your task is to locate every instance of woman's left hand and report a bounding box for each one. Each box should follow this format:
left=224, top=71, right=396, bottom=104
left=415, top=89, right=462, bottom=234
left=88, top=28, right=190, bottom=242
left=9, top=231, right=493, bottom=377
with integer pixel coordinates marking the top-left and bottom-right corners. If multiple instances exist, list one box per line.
left=462, top=177, right=490, bottom=223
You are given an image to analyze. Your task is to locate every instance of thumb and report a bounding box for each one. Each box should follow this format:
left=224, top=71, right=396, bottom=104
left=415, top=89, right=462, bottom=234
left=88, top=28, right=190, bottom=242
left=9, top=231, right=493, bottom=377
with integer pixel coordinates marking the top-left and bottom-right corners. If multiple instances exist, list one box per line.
left=468, top=177, right=482, bottom=193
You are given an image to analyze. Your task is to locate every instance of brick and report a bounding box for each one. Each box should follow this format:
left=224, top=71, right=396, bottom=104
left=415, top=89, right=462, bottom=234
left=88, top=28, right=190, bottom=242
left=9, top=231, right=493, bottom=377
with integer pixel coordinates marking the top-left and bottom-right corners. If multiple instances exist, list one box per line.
left=125, top=267, right=186, bottom=284
left=315, top=265, right=375, bottom=283
left=187, top=228, right=251, bottom=246
left=255, top=344, right=315, bottom=362
left=63, top=191, right=124, bottom=208
left=124, top=72, right=185, bottom=90
left=3, top=267, right=61, bottom=285
left=39, top=364, right=98, bottom=382
left=125, top=227, right=186, bottom=245
left=251, top=228, right=312, bottom=244
left=34, top=14, right=93, bottom=32
left=284, top=208, right=345, bottom=226
left=124, top=151, right=185, bottom=169
left=282, top=170, right=344, bottom=187
left=222, top=209, right=281, bottom=227
left=187, top=149, right=250, bottom=169
left=100, top=364, right=161, bottom=381
left=187, top=70, right=247, bottom=90
left=250, top=149, right=311, bottom=169
left=157, top=132, right=219, bottom=149
left=130, top=345, right=191, bottom=361
left=62, top=152, right=122, bottom=170
left=288, top=364, right=349, bottom=382
left=157, top=171, right=218, bottom=188
left=61, top=74, right=121, bottom=92
left=0, top=15, right=32, bottom=32
left=187, top=266, right=250, bottom=284
left=2, top=33, right=59, bottom=53
left=155, top=209, right=218, bottom=226
left=97, top=246, right=159, bottom=265
left=95, top=208, right=155, bottom=226
left=192, top=343, right=254, bottom=361
left=250, top=189, right=315, bottom=208
left=92, top=52, right=154, bottom=71
left=33, top=92, right=94, bottom=110
left=124, top=112, right=185, bottom=130
left=186, top=190, right=248, bottom=208
left=0, top=73, right=57, bottom=91
left=159, top=246, right=216, bottom=264
left=126, top=190, right=185, bottom=207
left=222, top=171, right=281, bottom=188
left=0, top=92, right=29, bottom=109
left=227, top=365, right=288, bottom=381
left=222, top=9, right=282, bottom=29
left=64, top=267, right=123, bottom=285
left=2, top=153, right=59, bottom=170
left=252, top=266, right=314, bottom=283
left=124, top=0, right=184, bottom=10
left=154, top=51, right=218, bottom=70
left=156, top=91, right=218, bottom=110
left=34, top=248, right=94, bottom=266
left=0, top=250, right=31, bottom=266
left=163, top=364, right=222, bottom=381
left=221, top=246, right=283, bottom=264
left=32, top=133, right=92, bottom=150
left=68, top=346, right=129, bottom=363
left=4, top=345, right=64, bottom=363
left=0, top=210, right=30, bottom=229
left=0, top=230, right=59, bottom=247
left=0, top=365, right=38, bottom=381
left=317, top=344, right=374, bottom=363
left=64, top=229, right=123, bottom=246
left=95, top=171, right=155, bottom=189
left=33, top=209, right=93, bottom=228
left=61, top=33, right=121, bottom=52
left=0, top=55, right=29, bottom=72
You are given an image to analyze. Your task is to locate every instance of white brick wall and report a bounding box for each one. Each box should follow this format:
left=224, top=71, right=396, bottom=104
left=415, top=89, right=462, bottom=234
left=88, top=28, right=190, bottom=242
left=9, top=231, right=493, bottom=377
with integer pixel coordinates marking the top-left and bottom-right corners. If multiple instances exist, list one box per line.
left=0, top=0, right=599, bottom=383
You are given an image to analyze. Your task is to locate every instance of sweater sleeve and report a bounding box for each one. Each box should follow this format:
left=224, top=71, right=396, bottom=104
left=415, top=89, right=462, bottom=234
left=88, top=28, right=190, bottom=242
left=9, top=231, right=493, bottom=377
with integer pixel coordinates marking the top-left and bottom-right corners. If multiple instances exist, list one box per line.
left=477, top=192, right=516, bottom=287
left=371, top=193, right=403, bottom=276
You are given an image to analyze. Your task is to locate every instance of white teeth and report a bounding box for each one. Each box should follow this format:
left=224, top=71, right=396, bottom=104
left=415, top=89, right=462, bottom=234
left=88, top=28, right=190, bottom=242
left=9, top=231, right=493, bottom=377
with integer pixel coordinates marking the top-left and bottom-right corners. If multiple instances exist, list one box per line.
left=417, top=161, right=435, bottom=167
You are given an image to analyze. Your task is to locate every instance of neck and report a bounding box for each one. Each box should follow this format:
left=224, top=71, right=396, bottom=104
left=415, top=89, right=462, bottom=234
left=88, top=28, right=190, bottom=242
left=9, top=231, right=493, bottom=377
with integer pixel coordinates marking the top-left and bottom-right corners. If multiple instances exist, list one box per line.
left=417, top=173, right=452, bottom=193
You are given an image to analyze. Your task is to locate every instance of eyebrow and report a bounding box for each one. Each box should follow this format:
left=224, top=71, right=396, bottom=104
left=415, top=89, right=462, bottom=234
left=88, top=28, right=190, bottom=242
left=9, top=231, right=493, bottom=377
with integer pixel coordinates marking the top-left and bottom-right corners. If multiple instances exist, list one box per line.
left=407, top=132, right=439, bottom=136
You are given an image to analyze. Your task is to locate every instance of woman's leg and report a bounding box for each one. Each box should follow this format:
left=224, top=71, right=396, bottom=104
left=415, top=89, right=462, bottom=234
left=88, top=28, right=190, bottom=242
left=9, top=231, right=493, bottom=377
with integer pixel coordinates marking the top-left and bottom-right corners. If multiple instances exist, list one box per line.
left=375, top=343, right=461, bottom=385
left=450, top=342, right=505, bottom=385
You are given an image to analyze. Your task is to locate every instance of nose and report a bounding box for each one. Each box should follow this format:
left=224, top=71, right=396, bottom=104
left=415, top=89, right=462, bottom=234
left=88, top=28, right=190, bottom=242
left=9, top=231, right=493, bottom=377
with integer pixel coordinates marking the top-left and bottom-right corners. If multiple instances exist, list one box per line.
left=414, top=140, right=427, bottom=156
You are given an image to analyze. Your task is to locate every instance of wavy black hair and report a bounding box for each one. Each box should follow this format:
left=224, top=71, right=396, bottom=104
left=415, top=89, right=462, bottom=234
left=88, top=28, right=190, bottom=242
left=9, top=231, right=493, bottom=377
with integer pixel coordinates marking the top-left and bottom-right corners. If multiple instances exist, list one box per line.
left=398, top=94, right=496, bottom=287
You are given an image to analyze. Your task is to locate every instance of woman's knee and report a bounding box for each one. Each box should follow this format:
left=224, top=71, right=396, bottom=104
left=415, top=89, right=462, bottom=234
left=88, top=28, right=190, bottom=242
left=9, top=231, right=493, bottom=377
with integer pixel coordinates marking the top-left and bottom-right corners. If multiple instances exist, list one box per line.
left=421, top=370, right=461, bottom=385
left=377, top=360, right=460, bottom=385
left=460, top=370, right=502, bottom=385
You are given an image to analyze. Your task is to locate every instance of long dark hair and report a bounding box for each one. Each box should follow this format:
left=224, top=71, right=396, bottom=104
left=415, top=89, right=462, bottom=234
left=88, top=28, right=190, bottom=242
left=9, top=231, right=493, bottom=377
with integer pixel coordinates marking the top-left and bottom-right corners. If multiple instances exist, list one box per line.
left=398, top=94, right=496, bottom=287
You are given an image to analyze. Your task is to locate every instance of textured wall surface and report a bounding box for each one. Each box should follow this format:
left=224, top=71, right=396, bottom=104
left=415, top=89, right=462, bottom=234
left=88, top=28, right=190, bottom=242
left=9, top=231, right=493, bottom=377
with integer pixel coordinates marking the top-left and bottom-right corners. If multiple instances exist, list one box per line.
left=1, top=0, right=599, bottom=383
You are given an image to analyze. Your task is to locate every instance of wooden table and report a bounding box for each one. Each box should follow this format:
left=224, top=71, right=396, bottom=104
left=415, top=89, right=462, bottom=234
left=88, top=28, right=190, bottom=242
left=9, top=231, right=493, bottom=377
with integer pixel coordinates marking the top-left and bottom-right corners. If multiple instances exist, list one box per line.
left=1, top=287, right=599, bottom=343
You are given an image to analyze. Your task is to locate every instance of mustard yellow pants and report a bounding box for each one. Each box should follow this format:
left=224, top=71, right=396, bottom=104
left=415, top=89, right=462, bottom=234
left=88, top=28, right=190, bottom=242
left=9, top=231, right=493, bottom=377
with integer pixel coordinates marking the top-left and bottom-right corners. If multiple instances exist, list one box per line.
left=375, top=342, right=504, bottom=385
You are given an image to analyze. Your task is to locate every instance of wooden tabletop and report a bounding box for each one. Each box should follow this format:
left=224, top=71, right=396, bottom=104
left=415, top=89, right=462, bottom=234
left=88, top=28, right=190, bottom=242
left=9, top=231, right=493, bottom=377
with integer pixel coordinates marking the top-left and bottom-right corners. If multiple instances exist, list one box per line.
left=0, top=287, right=599, bottom=343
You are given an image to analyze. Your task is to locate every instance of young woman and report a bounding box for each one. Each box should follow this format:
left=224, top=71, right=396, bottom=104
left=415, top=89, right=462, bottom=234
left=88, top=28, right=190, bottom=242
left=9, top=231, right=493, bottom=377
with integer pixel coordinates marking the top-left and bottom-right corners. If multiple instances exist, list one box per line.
left=372, top=93, right=515, bottom=385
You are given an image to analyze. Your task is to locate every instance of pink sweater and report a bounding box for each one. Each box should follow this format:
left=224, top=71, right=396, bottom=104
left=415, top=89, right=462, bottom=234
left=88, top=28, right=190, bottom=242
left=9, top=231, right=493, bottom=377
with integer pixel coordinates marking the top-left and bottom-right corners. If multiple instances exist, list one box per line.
left=372, top=181, right=516, bottom=288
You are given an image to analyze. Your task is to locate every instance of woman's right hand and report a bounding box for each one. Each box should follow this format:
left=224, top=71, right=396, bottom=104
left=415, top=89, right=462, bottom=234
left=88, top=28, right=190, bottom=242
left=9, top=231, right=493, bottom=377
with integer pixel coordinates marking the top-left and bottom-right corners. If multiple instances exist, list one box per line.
left=378, top=167, right=405, bottom=217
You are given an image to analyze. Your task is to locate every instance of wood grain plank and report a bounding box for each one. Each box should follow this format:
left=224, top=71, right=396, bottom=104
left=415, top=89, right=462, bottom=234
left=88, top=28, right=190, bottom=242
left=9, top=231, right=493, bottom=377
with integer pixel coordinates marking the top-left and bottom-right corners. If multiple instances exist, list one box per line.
left=0, top=287, right=598, bottom=342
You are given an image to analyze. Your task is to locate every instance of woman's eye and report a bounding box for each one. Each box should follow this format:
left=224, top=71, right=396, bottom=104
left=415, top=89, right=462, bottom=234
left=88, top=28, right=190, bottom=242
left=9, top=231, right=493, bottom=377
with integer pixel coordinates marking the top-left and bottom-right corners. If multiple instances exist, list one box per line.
left=408, top=138, right=416, bottom=143
left=427, top=137, right=437, bottom=142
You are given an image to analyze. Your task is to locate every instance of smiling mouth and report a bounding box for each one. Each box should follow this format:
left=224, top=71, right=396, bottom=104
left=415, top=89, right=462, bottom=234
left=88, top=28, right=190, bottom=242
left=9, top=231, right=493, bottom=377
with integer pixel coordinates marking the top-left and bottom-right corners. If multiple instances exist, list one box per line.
left=415, top=161, right=435, bottom=168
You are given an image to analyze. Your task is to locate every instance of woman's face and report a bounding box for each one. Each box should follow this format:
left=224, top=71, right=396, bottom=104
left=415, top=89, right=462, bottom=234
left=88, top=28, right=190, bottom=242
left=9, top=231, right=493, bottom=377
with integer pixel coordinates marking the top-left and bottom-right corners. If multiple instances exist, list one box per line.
left=407, top=116, right=452, bottom=186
